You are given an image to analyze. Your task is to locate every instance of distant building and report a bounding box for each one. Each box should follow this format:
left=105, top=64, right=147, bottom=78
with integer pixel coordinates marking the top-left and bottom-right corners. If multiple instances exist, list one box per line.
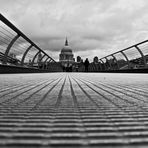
left=59, top=38, right=74, bottom=70
left=77, top=56, right=81, bottom=63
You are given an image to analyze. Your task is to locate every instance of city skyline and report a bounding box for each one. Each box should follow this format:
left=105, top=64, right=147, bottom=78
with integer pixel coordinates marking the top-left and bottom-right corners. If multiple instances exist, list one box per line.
left=1, top=0, right=148, bottom=61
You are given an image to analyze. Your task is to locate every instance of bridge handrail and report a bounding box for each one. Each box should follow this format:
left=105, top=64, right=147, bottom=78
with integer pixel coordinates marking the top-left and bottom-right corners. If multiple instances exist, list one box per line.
left=0, top=13, right=58, bottom=70
left=96, top=38, right=148, bottom=71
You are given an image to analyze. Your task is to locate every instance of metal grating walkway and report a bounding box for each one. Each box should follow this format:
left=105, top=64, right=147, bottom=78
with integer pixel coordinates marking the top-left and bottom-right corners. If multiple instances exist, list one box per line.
left=0, top=73, right=148, bottom=147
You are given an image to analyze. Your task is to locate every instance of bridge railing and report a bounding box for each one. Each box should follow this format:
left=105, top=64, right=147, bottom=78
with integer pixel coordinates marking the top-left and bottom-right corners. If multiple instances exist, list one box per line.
left=89, top=40, right=148, bottom=72
left=0, top=14, right=62, bottom=72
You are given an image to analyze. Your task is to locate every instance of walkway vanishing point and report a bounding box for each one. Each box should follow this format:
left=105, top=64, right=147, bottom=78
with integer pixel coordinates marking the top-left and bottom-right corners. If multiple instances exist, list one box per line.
left=0, top=73, right=148, bottom=148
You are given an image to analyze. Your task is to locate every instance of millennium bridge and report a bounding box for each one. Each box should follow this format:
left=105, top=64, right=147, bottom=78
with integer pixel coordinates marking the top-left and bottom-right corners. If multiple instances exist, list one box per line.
left=0, top=14, right=148, bottom=148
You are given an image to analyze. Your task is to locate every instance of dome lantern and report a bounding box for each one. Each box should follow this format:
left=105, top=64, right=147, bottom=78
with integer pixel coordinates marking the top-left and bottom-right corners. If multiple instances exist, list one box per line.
left=65, top=37, right=68, bottom=46
left=61, top=37, right=73, bottom=53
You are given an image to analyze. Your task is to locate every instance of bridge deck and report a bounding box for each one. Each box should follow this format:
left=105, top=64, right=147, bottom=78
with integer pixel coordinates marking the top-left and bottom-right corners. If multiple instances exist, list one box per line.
left=0, top=73, right=148, bottom=147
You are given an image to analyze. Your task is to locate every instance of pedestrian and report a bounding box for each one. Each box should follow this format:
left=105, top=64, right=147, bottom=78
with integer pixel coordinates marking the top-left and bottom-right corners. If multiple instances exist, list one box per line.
left=84, top=58, right=89, bottom=72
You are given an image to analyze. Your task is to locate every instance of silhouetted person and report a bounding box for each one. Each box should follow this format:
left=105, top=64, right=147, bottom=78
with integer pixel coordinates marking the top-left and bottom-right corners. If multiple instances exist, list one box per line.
left=84, top=58, right=89, bottom=72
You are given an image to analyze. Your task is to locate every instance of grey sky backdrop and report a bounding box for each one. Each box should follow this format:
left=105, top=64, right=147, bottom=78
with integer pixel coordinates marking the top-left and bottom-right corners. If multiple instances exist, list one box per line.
left=1, top=0, right=148, bottom=61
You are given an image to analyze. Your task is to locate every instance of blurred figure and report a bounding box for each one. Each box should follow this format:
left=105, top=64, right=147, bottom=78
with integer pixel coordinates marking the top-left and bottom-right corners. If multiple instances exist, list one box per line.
left=84, top=58, right=89, bottom=72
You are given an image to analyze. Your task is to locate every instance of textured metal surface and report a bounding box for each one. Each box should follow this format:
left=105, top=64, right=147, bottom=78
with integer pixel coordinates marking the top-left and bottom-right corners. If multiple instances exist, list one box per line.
left=0, top=73, right=148, bottom=148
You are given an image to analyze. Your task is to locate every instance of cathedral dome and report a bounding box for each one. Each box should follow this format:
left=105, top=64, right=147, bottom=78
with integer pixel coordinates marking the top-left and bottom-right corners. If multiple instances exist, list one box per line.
left=61, top=38, right=73, bottom=53
left=61, top=46, right=72, bottom=53
left=59, top=38, right=74, bottom=64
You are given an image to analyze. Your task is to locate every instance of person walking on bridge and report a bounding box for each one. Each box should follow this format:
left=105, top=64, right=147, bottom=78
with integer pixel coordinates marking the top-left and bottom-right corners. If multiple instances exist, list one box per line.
left=84, top=58, right=89, bottom=72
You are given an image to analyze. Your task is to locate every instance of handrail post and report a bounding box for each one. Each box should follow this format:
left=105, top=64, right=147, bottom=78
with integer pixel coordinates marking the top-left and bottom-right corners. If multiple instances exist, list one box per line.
left=40, top=54, right=46, bottom=62
left=44, top=57, right=49, bottom=63
left=3, top=34, right=20, bottom=64
left=31, top=51, right=40, bottom=67
left=135, top=45, right=147, bottom=68
left=121, top=51, right=130, bottom=69
left=111, top=54, right=119, bottom=70
left=21, top=45, right=32, bottom=66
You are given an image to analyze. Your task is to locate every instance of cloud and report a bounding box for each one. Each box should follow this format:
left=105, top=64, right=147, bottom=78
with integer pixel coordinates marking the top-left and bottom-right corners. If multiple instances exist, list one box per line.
left=1, top=0, right=148, bottom=61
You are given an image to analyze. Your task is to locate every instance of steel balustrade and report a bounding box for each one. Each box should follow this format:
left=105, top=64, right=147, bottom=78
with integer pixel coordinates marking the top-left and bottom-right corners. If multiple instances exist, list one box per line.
left=0, top=13, right=61, bottom=72
left=96, top=40, right=148, bottom=71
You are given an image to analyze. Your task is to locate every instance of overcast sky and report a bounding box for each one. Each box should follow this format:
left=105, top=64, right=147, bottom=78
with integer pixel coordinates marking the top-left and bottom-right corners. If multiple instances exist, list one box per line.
left=1, top=0, right=148, bottom=61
